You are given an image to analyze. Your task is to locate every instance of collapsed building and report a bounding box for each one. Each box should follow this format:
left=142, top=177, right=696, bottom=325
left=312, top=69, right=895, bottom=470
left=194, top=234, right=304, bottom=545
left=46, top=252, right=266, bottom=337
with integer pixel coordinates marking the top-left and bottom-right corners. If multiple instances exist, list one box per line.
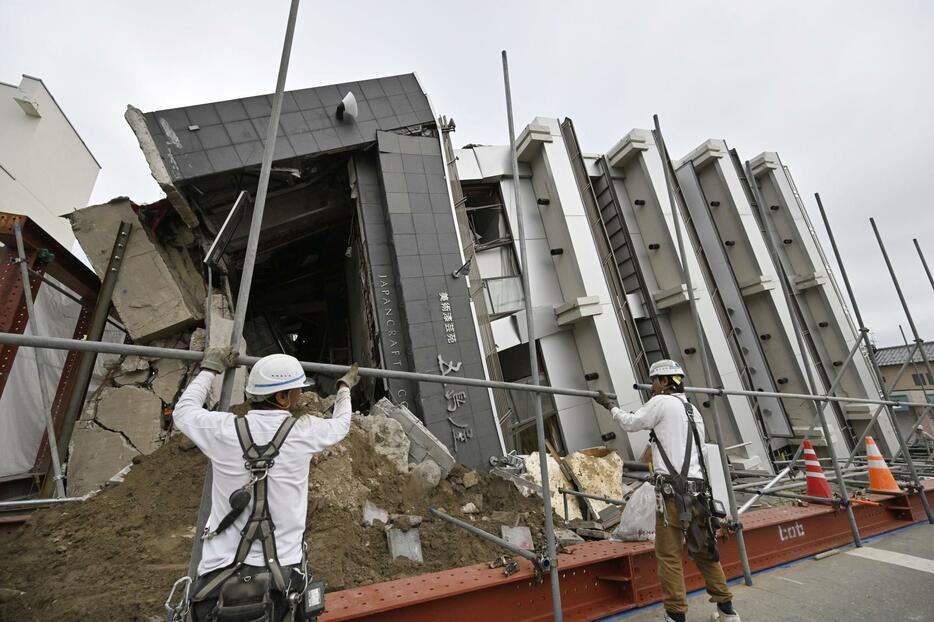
left=0, top=71, right=910, bottom=497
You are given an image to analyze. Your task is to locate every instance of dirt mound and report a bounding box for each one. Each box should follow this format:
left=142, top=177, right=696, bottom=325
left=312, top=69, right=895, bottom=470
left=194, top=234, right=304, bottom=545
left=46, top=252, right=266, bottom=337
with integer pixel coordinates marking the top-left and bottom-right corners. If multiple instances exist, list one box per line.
left=0, top=414, right=553, bottom=621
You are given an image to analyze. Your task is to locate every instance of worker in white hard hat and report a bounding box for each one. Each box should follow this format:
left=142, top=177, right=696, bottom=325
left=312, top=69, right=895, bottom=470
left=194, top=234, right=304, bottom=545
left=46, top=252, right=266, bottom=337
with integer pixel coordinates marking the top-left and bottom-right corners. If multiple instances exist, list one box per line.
left=172, top=347, right=359, bottom=621
left=594, top=359, right=739, bottom=622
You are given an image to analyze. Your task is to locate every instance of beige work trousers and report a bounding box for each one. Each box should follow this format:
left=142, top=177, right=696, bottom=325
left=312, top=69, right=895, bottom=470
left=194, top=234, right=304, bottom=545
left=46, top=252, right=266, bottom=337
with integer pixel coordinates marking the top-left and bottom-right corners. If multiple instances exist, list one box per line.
left=654, top=494, right=733, bottom=614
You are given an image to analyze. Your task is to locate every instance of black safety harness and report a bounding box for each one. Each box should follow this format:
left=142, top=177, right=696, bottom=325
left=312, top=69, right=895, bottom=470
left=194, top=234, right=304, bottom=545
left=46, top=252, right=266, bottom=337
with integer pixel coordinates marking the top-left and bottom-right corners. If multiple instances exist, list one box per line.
left=192, top=415, right=298, bottom=603
left=650, top=398, right=722, bottom=560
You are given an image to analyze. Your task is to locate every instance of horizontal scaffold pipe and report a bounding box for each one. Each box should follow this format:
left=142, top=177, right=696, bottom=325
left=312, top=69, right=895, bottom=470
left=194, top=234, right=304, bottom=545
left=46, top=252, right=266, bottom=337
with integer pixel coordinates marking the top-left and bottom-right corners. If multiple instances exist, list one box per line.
left=0, top=332, right=615, bottom=401
left=633, top=382, right=931, bottom=410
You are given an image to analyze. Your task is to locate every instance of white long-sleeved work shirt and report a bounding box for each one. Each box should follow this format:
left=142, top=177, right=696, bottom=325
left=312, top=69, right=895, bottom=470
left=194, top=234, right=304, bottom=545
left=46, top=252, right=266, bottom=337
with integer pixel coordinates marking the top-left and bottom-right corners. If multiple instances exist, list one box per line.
left=173, top=370, right=352, bottom=576
left=611, top=393, right=707, bottom=479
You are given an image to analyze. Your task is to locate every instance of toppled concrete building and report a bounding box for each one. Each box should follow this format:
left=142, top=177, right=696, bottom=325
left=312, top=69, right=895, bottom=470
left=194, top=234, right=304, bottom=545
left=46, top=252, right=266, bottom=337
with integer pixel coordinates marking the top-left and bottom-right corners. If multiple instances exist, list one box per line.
left=45, top=71, right=901, bottom=495
left=118, top=74, right=501, bottom=472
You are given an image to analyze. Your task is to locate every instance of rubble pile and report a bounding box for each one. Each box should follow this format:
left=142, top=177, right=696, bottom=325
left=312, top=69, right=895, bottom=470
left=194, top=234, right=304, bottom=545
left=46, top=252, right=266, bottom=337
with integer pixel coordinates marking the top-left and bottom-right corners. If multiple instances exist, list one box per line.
left=0, top=400, right=554, bottom=621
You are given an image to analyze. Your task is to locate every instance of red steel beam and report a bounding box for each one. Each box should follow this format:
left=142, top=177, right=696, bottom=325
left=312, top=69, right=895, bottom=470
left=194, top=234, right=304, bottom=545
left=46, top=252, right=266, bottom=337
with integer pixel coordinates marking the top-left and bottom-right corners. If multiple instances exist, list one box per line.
left=0, top=236, right=45, bottom=399
left=32, top=305, right=92, bottom=474
left=319, top=482, right=934, bottom=622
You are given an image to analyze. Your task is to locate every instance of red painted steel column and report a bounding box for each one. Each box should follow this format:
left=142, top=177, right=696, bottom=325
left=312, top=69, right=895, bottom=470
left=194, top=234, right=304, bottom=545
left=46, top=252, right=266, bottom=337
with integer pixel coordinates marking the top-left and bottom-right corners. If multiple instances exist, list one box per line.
left=32, top=305, right=92, bottom=474
left=0, top=244, right=46, bottom=399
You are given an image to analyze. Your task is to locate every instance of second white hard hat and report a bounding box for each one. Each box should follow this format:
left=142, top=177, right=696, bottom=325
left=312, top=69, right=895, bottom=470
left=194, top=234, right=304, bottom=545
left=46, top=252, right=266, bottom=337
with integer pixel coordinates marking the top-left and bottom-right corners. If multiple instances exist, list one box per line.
left=648, top=359, right=685, bottom=378
left=246, top=353, right=312, bottom=398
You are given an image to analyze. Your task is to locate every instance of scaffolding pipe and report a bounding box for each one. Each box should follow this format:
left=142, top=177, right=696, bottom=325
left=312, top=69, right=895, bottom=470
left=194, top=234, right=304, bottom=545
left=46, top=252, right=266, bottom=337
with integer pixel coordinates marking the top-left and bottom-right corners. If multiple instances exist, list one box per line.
left=26, top=267, right=126, bottom=333
left=502, top=50, right=563, bottom=620
left=841, top=341, right=919, bottom=469
left=13, top=224, right=65, bottom=499
left=915, top=238, right=934, bottom=295
left=816, top=195, right=934, bottom=523
left=870, top=218, right=934, bottom=523
left=0, top=333, right=621, bottom=402
left=744, top=166, right=862, bottom=547
left=654, top=115, right=754, bottom=586
left=0, top=495, right=92, bottom=509
left=54, top=221, right=133, bottom=489
left=737, top=466, right=791, bottom=514
left=429, top=507, right=543, bottom=568
left=558, top=488, right=627, bottom=506
left=190, top=0, right=302, bottom=580
left=630, top=379, right=930, bottom=410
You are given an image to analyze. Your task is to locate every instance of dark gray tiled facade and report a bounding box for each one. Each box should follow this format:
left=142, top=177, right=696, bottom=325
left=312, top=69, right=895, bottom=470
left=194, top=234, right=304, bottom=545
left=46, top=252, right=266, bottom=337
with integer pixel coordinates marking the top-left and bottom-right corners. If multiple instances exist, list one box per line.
left=353, top=151, right=420, bottom=421
left=141, top=74, right=500, bottom=468
left=375, top=131, right=500, bottom=468
left=144, top=74, right=434, bottom=182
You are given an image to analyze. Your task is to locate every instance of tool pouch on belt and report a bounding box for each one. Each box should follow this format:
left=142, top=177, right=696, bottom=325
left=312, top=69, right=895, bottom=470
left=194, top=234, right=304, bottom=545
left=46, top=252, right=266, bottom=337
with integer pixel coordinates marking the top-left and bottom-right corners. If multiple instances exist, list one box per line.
left=651, top=400, right=722, bottom=560
left=213, top=569, right=273, bottom=622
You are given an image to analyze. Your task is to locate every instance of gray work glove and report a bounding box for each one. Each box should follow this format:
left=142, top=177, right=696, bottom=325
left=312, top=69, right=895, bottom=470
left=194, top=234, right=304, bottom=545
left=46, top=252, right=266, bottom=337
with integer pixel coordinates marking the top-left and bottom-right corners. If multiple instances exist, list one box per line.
left=337, top=363, right=360, bottom=389
left=594, top=390, right=617, bottom=411
left=200, top=346, right=238, bottom=374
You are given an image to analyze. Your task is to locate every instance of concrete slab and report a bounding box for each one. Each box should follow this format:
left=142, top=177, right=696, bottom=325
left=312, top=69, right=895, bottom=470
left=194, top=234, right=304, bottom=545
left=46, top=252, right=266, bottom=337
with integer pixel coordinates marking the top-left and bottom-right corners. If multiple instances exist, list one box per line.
left=69, top=198, right=204, bottom=342
left=602, top=524, right=934, bottom=622
left=152, top=358, right=187, bottom=403
left=362, top=500, right=389, bottom=527
left=501, top=525, right=533, bottom=550
left=67, top=419, right=139, bottom=496
left=386, top=527, right=423, bottom=563
left=94, top=385, right=163, bottom=453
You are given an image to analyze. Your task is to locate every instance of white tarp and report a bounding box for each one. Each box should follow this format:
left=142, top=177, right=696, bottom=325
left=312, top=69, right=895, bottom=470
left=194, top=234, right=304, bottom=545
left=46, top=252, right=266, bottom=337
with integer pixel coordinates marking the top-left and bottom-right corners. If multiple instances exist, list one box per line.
left=0, top=276, right=120, bottom=478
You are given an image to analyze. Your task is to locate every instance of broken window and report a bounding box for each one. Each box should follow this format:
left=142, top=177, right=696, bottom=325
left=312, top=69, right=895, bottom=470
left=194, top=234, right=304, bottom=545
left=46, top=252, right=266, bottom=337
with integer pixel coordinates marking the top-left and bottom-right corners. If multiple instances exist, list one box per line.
left=200, top=152, right=379, bottom=395
left=463, top=184, right=525, bottom=318
left=497, top=342, right=566, bottom=455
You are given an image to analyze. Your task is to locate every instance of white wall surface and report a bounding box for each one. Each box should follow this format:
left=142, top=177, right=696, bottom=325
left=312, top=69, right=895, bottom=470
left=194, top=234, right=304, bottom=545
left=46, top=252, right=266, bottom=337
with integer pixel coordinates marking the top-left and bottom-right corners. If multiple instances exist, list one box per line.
left=0, top=75, right=100, bottom=247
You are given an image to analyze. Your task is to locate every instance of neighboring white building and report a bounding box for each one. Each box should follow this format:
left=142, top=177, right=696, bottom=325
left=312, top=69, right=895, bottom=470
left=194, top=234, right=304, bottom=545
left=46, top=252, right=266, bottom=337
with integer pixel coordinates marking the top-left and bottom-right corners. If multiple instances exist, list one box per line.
left=0, top=74, right=102, bottom=481
left=0, top=74, right=100, bottom=250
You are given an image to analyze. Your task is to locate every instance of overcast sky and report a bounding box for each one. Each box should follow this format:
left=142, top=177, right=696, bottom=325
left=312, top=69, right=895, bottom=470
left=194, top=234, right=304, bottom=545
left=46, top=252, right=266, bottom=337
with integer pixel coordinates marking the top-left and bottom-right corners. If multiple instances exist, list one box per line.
left=3, top=1, right=932, bottom=346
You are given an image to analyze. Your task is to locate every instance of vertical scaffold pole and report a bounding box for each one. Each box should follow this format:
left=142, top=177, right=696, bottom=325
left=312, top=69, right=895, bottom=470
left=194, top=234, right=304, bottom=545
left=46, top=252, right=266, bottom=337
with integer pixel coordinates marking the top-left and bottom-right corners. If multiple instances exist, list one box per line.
left=188, top=0, right=302, bottom=579
left=653, top=116, right=754, bottom=586
left=743, top=166, right=862, bottom=547
left=816, top=195, right=933, bottom=522
left=897, top=326, right=934, bottom=447
left=871, top=218, right=934, bottom=454
left=13, top=224, right=66, bottom=499
left=502, top=50, right=563, bottom=621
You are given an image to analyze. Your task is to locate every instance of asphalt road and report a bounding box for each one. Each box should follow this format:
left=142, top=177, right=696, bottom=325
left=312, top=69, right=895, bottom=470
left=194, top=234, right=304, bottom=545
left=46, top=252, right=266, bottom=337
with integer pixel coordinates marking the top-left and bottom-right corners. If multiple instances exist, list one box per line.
left=604, top=523, right=934, bottom=621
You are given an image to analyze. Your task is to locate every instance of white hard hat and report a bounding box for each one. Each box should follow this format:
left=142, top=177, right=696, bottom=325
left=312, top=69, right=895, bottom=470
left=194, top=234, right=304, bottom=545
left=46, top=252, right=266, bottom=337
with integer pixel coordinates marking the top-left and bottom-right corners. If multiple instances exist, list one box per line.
left=246, top=354, right=312, bottom=398
left=648, top=359, right=685, bottom=378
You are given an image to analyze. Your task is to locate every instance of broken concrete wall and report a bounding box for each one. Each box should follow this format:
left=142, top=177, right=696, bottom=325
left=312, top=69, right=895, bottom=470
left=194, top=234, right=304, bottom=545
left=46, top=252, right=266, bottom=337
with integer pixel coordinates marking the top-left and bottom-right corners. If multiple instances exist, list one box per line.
left=66, top=331, right=198, bottom=495
left=69, top=197, right=204, bottom=343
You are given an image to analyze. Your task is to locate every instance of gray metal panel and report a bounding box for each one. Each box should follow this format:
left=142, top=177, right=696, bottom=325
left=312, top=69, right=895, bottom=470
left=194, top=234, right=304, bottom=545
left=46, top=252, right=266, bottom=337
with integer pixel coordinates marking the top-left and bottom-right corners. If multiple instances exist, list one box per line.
left=144, top=73, right=433, bottom=182
left=376, top=131, right=498, bottom=469
left=676, top=161, right=793, bottom=438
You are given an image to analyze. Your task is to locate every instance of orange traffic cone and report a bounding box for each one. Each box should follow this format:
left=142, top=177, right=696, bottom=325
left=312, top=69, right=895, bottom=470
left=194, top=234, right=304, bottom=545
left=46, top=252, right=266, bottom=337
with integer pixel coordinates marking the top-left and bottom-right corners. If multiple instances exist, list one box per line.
left=865, top=436, right=902, bottom=493
left=802, top=439, right=833, bottom=498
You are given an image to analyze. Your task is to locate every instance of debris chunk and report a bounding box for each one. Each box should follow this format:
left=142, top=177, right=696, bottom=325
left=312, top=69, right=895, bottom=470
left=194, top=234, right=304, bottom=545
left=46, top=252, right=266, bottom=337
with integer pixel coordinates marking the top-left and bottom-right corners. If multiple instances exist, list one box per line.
left=460, top=502, right=480, bottom=514
left=501, top=525, right=533, bottom=550
left=554, top=528, right=585, bottom=546
left=462, top=470, right=480, bottom=489
left=355, top=414, right=410, bottom=473
left=386, top=527, right=423, bottom=563
left=362, top=500, right=389, bottom=527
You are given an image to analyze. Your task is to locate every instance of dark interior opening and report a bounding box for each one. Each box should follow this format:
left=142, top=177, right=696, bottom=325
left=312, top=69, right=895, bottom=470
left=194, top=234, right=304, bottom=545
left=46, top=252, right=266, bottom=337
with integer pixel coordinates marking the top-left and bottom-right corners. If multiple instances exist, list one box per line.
left=208, top=153, right=377, bottom=397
